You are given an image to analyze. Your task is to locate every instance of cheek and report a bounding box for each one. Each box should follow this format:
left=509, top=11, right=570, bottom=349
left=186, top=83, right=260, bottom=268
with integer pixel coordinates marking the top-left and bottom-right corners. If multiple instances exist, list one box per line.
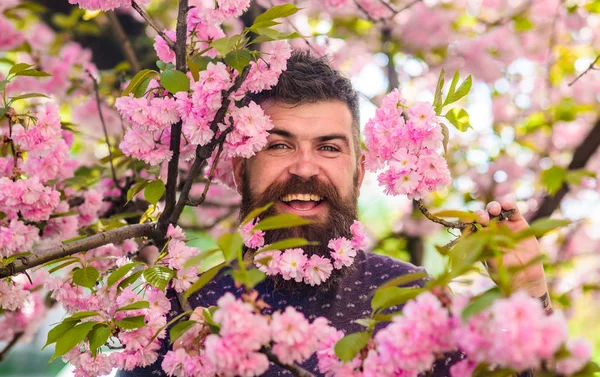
left=246, top=158, right=285, bottom=193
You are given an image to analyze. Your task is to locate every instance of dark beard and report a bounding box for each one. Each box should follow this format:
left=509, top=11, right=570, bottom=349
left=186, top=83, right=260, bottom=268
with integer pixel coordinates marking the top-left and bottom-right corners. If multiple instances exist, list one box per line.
left=239, top=170, right=359, bottom=293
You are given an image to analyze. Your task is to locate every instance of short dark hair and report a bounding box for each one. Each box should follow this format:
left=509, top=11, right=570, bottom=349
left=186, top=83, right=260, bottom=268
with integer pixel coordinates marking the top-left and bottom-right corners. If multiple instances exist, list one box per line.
left=247, top=49, right=361, bottom=157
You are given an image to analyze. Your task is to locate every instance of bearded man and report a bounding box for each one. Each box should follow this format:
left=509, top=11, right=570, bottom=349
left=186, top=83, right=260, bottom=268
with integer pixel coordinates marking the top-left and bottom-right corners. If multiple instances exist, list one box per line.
left=121, top=50, right=550, bottom=377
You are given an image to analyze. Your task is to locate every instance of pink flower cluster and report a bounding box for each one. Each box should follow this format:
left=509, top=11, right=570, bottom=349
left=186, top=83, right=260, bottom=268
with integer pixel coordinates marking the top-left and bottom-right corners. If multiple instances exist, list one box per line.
left=364, top=89, right=451, bottom=199
left=0, top=177, right=60, bottom=222
left=165, top=231, right=203, bottom=292
left=237, top=41, right=292, bottom=94
left=0, top=15, right=25, bottom=51
left=187, top=0, right=251, bottom=25
left=240, top=217, right=266, bottom=249
left=223, top=101, right=274, bottom=158
left=162, top=293, right=335, bottom=377
left=68, top=0, right=149, bottom=11
left=0, top=218, right=40, bottom=258
left=253, top=236, right=357, bottom=286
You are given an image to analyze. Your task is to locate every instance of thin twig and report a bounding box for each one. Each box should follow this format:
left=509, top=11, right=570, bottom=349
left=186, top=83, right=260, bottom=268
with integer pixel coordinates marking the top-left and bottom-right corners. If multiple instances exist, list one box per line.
left=415, top=199, right=469, bottom=229
left=131, top=1, right=175, bottom=51
left=0, top=223, right=155, bottom=278
left=187, top=140, right=225, bottom=207
left=262, top=348, right=316, bottom=377
left=568, top=54, right=600, bottom=86
left=87, top=70, right=120, bottom=189
left=158, top=0, right=189, bottom=228
left=0, top=333, right=23, bottom=362
left=106, top=11, right=141, bottom=72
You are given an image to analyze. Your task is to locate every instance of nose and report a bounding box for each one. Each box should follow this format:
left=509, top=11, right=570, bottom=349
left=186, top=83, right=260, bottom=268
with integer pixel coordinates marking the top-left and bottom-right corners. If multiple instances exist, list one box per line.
left=288, top=148, right=319, bottom=181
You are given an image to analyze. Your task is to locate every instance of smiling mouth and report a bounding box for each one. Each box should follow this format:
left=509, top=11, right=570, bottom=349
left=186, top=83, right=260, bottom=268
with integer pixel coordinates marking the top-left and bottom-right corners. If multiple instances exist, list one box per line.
left=280, top=193, right=326, bottom=211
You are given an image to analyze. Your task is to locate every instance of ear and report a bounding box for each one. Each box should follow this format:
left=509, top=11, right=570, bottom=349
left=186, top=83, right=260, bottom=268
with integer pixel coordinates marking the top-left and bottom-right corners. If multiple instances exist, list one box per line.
left=231, top=157, right=244, bottom=195
left=356, top=152, right=366, bottom=193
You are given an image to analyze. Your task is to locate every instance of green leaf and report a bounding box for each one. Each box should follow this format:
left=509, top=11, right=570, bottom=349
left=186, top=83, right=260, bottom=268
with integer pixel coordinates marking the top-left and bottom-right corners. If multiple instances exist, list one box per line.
left=210, top=36, right=236, bottom=56
left=117, top=269, right=144, bottom=292
left=253, top=27, right=281, bottom=39
left=432, top=210, right=478, bottom=222
left=379, top=271, right=428, bottom=289
left=371, top=286, right=424, bottom=312
left=50, top=321, right=96, bottom=362
left=64, top=311, right=101, bottom=322
left=515, top=218, right=571, bottom=240
left=48, top=259, right=80, bottom=274
left=8, top=63, right=32, bottom=76
left=443, top=70, right=460, bottom=107
left=444, top=108, right=472, bottom=131
left=143, top=266, right=175, bottom=291
left=224, top=50, right=252, bottom=73
left=122, top=69, right=159, bottom=97
left=115, top=301, right=150, bottom=312
left=88, top=324, right=111, bottom=357
left=253, top=213, right=312, bottom=231
left=134, top=76, right=153, bottom=98
left=188, top=56, right=216, bottom=81
left=445, top=75, right=472, bottom=105
left=565, top=169, right=595, bottom=185
left=160, top=69, right=190, bottom=93
left=16, top=69, right=52, bottom=77
left=253, top=4, right=300, bottom=25
left=107, top=262, right=142, bottom=288
left=440, top=123, right=449, bottom=154
left=461, top=287, right=502, bottom=321
left=572, top=360, right=600, bottom=377
left=513, top=15, right=534, bottom=32
left=448, top=232, right=487, bottom=277
left=10, top=93, right=49, bottom=101
left=231, top=269, right=266, bottom=289
left=169, top=320, right=197, bottom=344
left=242, top=202, right=273, bottom=225
left=256, top=238, right=317, bottom=253
left=183, top=248, right=223, bottom=269
left=585, top=0, right=600, bottom=13
left=334, top=332, right=370, bottom=362
left=144, top=179, right=165, bottom=205
left=116, top=315, right=146, bottom=330
left=72, top=267, right=99, bottom=289
left=127, top=180, right=148, bottom=202
left=433, top=68, right=445, bottom=115
left=540, top=166, right=566, bottom=195
left=43, top=321, right=77, bottom=350
left=218, top=233, right=244, bottom=262
left=184, top=263, right=225, bottom=299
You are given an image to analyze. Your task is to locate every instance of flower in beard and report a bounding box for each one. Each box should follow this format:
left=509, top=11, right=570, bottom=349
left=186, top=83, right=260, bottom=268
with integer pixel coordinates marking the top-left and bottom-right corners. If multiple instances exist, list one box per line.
left=278, top=248, right=307, bottom=282
left=328, top=237, right=356, bottom=269
left=303, top=255, right=333, bottom=286
left=239, top=217, right=265, bottom=249
left=253, top=250, right=281, bottom=275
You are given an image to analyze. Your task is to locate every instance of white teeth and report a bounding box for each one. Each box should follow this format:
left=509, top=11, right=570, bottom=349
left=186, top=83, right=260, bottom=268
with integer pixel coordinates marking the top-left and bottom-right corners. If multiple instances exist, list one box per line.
left=281, top=194, right=323, bottom=202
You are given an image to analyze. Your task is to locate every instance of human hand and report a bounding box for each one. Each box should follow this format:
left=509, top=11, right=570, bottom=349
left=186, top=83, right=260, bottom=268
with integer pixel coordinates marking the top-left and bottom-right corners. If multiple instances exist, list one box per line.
left=475, top=201, right=550, bottom=302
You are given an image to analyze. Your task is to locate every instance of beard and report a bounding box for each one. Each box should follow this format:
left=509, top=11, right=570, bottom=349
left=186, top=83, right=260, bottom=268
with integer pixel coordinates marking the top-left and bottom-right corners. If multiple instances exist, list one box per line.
left=239, top=168, right=359, bottom=292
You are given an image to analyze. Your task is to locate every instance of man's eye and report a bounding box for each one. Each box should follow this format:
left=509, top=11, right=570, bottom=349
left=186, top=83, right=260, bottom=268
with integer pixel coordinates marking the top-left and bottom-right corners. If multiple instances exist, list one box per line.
left=269, top=143, right=289, bottom=150
left=320, top=145, right=339, bottom=152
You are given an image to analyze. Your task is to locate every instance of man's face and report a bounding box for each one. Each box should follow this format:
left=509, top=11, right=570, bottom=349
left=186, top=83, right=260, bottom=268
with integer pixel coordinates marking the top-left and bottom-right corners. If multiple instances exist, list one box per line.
left=233, top=100, right=365, bottom=227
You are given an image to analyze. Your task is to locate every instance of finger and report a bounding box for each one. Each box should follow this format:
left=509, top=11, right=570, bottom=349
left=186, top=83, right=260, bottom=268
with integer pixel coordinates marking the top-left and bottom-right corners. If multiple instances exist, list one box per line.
left=486, top=201, right=501, bottom=217
left=500, top=201, right=525, bottom=222
left=475, top=209, right=490, bottom=226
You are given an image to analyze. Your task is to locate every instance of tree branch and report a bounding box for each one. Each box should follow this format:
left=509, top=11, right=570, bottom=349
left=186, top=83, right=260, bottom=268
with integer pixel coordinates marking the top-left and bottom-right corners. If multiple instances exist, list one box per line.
left=568, top=54, right=600, bottom=87
left=158, top=0, right=189, bottom=228
left=530, top=118, right=600, bottom=222
left=131, top=1, right=175, bottom=51
left=0, top=223, right=155, bottom=278
left=106, top=11, right=141, bottom=72
left=0, top=333, right=23, bottom=362
left=262, top=348, right=316, bottom=377
left=87, top=70, right=120, bottom=189
left=416, top=199, right=515, bottom=230
left=186, top=138, right=225, bottom=207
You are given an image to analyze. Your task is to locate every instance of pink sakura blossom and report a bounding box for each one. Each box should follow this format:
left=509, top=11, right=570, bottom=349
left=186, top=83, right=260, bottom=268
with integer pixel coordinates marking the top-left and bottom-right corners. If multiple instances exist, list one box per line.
left=147, top=287, right=171, bottom=315
left=0, top=219, right=40, bottom=257
left=239, top=41, right=292, bottom=94
left=328, top=237, right=356, bottom=269
left=154, top=30, right=176, bottom=64
left=12, top=102, right=62, bottom=153
left=0, top=16, right=24, bottom=51
left=303, top=255, right=333, bottom=286
left=449, top=359, right=476, bottom=377
left=0, top=177, right=60, bottom=222
left=317, top=328, right=348, bottom=376
left=225, top=101, right=274, bottom=158
left=23, top=140, right=77, bottom=183
left=167, top=240, right=200, bottom=271
left=119, top=128, right=173, bottom=166
left=278, top=248, right=308, bottom=282
left=239, top=217, right=265, bottom=249
left=68, top=0, right=149, bottom=11
left=350, top=220, right=369, bottom=250
left=555, top=338, right=592, bottom=375
left=78, top=189, right=104, bottom=226
left=254, top=250, right=282, bottom=275
left=0, top=280, right=30, bottom=311
left=167, top=224, right=186, bottom=240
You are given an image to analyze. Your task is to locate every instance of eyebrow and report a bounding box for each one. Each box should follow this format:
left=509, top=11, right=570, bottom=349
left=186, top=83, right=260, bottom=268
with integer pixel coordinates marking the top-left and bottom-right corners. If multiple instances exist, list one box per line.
left=269, top=128, right=350, bottom=148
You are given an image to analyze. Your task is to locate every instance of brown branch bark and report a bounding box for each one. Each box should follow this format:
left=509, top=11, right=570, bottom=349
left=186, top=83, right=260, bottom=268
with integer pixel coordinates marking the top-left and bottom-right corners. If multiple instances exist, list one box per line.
left=529, top=118, right=600, bottom=222
left=106, top=11, right=141, bottom=72
left=569, top=54, right=600, bottom=87
left=158, top=0, right=188, bottom=228
left=0, top=333, right=23, bottom=362
left=262, top=348, right=316, bottom=377
left=0, top=223, right=155, bottom=278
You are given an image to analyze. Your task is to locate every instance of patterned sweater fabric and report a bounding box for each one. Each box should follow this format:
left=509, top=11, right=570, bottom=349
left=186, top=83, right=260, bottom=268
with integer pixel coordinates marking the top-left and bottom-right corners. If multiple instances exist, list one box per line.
left=118, top=250, right=466, bottom=377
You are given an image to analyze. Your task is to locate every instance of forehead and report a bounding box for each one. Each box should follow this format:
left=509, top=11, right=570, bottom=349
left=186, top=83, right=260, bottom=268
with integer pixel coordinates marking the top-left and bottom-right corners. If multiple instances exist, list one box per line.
left=262, top=100, right=354, bottom=138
